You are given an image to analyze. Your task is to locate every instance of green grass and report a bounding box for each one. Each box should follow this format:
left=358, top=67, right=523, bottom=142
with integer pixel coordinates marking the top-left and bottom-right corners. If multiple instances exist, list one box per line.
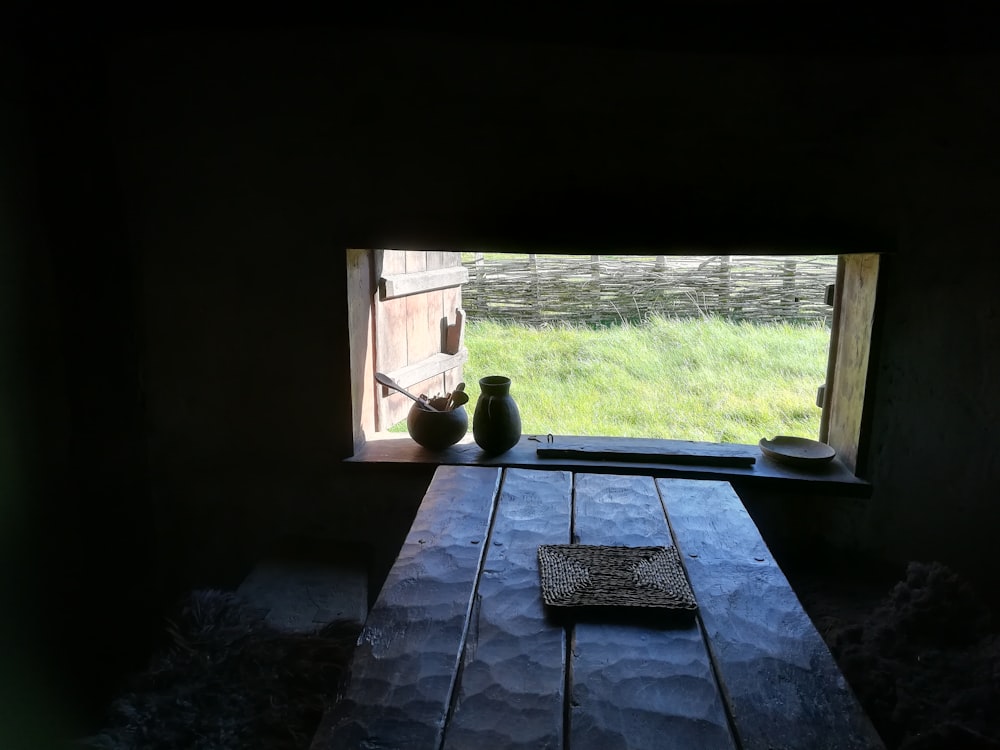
left=453, top=315, right=830, bottom=444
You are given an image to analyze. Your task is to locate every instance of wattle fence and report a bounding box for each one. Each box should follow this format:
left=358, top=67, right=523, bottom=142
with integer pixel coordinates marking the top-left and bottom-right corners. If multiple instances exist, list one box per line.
left=462, top=254, right=837, bottom=326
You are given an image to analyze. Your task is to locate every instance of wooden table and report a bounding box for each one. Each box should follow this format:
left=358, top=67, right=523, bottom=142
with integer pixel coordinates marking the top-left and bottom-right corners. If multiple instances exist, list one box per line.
left=312, top=466, right=884, bottom=750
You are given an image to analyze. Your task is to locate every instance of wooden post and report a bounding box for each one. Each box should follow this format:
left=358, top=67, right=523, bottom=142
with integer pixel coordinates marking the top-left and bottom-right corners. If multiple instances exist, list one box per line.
left=528, top=253, right=541, bottom=324
left=347, top=249, right=378, bottom=448
left=591, top=255, right=601, bottom=321
left=821, top=254, right=880, bottom=475
left=719, top=255, right=731, bottom=318
left=473, top=252, right=486, bottom=316
left=782, top=259, right=798, bottom=317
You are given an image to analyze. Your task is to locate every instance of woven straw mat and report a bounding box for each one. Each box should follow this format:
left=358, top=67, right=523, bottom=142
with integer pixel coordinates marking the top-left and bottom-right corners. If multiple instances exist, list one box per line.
left=537, top=544, right=698, bottom=611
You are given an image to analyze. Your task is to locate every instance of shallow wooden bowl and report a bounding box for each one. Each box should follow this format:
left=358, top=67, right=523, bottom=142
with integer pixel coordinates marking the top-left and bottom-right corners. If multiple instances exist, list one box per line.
left=759, top=436, right=836, bottom=468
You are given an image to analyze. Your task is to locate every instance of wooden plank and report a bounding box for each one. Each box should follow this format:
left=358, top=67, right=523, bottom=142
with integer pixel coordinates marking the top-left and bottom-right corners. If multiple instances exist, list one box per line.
left=444, top=307, right=465, bottom=355
left=658, top=478, right=885, bottom=750
left=441, top=252, right=465, bottom=394
left=384, top=350, right=469, bottom=392
left=569, top=473, right=736, bottom=750
left=442, top=469, right=572, bottom=750
left=348, top=434, right=872, bottom=496
left=425, top=250, right=448, bottom=270
left=824, top=254, right=879, bottom=474
left=346, top=249, right=377, bottom=449
left=381, top=266, right=470, bottom=299
left=427, top=284, right=448, bottom=398
left=374, top=251, right=410, bottom=430
left=539, top=437, right=756, bottom=463
left=538, top=439, right=756, bottom=467
left=311, top=466, right=502, bottom=750
left=376, top=292, right=411, bottom=428
left=403, top=255, right=443, bottom=410
left=405, top=272, right=435, bottom=364
left=404, top=250, right=427, bottom=274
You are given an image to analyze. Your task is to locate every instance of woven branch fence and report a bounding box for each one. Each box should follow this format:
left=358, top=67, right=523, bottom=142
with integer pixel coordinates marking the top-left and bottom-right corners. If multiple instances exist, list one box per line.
left=462, top=254, right=837, bottom=326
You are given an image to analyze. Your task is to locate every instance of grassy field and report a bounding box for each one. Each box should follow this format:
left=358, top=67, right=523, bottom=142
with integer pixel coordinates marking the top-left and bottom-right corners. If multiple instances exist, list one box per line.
left=452, top=315, right=830, bottom=444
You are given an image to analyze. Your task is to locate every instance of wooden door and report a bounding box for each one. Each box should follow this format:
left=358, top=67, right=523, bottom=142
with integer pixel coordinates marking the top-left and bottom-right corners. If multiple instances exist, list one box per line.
left=819, top=254, right=880, bottom=476
left=373, top=251, right=468, bottom=431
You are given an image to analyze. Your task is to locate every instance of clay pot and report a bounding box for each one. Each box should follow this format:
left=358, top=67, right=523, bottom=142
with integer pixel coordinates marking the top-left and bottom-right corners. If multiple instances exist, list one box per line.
left=407, top=397, right=468, bottom=450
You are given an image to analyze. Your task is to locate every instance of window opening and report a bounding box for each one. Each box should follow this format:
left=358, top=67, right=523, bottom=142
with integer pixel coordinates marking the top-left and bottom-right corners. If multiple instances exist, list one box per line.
left=461, top=253, right=836, bottom=445
left=347, top=250, right=880, bottom=476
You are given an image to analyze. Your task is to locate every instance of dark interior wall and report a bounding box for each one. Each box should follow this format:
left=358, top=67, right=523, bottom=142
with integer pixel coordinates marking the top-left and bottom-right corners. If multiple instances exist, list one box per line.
left=7, top=10, right=1000, bottom=741
left=0, top=36, right=63, bottom=750
left=867, top=218, right=1000, bottom=575
left=108, top=30, right=357, bottom=593
left=104, top=24, right=999, bottom=580
left=3, top=27, right=159, bottom=744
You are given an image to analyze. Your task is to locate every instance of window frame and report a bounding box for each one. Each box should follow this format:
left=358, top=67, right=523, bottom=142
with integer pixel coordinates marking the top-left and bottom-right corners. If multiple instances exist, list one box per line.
left=347, top=249, right=881, bottom=484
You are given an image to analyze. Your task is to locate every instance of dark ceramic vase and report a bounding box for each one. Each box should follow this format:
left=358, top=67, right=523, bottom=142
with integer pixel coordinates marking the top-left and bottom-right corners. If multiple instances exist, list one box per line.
left=473, top=375, right=522, bottom=455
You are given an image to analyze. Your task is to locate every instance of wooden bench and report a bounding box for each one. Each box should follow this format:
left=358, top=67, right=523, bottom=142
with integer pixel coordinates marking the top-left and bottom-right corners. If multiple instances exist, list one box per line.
left=312, top=466, right=884, bottom=750
left=237, top=535, right=370, bottom=632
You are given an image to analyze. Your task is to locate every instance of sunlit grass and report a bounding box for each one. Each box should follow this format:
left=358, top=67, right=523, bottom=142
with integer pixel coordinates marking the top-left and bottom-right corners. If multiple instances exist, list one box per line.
left=454, top=315, right=830, bottom=444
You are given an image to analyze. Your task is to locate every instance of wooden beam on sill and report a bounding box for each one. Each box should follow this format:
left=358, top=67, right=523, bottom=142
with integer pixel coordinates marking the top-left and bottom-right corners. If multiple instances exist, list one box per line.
left=380, top=266, right=469, bottom=300
left=536, top=440, right=756, bottom=467
left=384, top=350, right=469, bottom=392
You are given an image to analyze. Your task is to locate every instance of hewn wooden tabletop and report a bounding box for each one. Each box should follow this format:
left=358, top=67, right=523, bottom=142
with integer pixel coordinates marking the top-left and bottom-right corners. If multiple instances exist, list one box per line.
left=312, top=466, right=884, bottom=750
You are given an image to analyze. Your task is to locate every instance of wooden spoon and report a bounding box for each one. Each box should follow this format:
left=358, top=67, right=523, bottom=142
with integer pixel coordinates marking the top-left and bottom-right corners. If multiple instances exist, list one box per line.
left=445, top=382, right=467, bottom=410
left=374, top=372, right=442, bottom=412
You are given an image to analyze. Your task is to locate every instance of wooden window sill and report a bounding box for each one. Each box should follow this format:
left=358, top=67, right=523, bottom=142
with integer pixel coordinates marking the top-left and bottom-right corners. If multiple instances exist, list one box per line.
left=346, top=433, right=872, bottom=497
